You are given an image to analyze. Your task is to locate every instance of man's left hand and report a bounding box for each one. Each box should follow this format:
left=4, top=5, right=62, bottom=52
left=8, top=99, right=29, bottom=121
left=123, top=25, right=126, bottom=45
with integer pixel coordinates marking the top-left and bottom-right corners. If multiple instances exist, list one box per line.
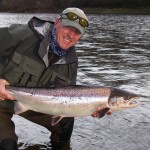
left=91, top=107, right=112, bottom=118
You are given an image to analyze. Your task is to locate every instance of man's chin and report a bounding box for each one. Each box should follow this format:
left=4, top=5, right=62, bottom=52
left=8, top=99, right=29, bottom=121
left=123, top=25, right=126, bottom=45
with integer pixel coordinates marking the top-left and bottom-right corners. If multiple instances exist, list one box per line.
left=60, top=45, right=70, bottom=50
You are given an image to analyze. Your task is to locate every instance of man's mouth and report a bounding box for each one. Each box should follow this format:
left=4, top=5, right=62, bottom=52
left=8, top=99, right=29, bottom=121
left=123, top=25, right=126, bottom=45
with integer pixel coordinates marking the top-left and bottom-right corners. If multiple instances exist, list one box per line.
left=63, top=36, right=72, bottom=43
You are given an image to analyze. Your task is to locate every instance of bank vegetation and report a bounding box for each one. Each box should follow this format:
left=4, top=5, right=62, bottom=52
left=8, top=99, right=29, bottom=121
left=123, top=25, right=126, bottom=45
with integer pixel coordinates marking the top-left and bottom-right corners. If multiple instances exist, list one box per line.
left=0, top=0, right=150, bottom=14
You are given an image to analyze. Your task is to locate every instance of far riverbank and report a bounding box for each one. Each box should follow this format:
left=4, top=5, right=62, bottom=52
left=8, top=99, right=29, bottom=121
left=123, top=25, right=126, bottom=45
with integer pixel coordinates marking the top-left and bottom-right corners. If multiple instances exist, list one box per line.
left=1, top=7, right=150, bottom=15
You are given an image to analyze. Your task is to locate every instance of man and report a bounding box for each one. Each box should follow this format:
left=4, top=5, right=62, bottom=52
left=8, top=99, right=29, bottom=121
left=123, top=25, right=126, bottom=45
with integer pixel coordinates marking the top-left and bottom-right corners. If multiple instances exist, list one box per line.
left=0, top=8, right=110, bottom=150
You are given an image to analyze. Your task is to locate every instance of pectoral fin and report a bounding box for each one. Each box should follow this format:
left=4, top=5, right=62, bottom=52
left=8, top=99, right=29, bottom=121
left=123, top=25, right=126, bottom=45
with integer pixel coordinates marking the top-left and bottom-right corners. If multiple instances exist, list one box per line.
left=51, top=116, right=64, bottom=126
left=14, top=101, right=29, bottom=114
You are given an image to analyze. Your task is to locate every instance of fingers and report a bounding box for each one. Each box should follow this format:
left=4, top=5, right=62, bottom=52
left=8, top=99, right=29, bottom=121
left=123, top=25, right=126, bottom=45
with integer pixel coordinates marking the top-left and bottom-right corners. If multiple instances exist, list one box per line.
left=0, top=79, right=14, bottom=100
left=106, top=112, right=112, bottom=115
left=91, top=110, right=99, bottom=118
left=91, top=107, right=111, bottom=118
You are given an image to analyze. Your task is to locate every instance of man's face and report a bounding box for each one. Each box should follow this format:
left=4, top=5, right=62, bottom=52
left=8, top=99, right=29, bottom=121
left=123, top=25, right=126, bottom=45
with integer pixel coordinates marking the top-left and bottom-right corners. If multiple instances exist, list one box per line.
left=54, top=19, right=82, bottom=50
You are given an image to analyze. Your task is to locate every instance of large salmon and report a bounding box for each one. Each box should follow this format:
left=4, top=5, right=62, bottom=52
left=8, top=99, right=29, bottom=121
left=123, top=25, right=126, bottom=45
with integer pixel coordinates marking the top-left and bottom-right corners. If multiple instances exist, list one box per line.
left=6, top=85, right=140, bottom=119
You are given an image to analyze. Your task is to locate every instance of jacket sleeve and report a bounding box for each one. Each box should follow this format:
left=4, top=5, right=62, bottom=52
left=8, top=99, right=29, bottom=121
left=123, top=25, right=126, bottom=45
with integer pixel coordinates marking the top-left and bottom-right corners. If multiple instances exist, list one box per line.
left=0, top=26, right=20, bottom=57
left=0, top=24, right=37, bottom=75
left=0, top=24, right=34, bottom=57
left=0, top=26, right=20, bottom=75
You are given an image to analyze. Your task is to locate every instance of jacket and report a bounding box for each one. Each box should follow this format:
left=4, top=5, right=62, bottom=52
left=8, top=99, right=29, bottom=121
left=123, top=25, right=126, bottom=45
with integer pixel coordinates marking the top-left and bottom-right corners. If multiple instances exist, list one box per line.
left=0, top=17, right=78, bottom=88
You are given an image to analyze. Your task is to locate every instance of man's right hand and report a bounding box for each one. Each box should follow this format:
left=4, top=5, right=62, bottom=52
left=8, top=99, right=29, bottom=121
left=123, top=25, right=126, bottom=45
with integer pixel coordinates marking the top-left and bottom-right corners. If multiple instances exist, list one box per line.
left=0, top=79, right=14, bottom=100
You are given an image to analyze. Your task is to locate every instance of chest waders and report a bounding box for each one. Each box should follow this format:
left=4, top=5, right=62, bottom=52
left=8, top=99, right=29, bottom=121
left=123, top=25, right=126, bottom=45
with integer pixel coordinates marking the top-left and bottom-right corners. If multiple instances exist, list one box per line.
left=1, top=52, right=74, bottom=88
left=0, top=41, right=77, bottom=149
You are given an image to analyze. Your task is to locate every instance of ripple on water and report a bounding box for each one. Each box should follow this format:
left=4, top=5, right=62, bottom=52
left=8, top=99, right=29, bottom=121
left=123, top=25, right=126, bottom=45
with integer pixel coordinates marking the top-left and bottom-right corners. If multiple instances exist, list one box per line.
left=1, top=13, right=150, bottom=150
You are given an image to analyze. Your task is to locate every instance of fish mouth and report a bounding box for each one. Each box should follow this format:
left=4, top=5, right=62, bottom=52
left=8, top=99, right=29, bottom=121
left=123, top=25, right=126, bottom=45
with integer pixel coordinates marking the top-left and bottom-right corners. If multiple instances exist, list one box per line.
left=123, top=98, right=138, bottom=106
left=118, top=92, right=141, bottom=108
left=118, top=95, right=140, bottom=109
left=108, top=95, right=140, bottom=110
left=127, top=100, right=140, bottom=107
left=125, top=94, right=141, bottom=105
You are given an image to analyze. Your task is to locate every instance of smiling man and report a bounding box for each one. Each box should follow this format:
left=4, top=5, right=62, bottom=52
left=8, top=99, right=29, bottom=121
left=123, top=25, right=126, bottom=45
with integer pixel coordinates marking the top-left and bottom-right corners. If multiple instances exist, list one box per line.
left=0, top=7, right=89, bottom=150
left=0, top=8, right=109, bottom=150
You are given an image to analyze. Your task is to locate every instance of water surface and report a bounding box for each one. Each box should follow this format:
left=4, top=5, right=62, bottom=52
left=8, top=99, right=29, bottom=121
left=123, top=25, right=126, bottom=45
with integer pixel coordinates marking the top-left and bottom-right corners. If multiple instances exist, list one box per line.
left=0, top=13, right=150, bottom=150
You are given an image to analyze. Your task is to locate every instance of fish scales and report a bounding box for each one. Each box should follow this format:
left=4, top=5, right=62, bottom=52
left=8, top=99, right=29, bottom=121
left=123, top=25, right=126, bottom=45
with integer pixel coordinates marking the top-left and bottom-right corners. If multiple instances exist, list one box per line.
left=6, top=85, right=140, bottom=118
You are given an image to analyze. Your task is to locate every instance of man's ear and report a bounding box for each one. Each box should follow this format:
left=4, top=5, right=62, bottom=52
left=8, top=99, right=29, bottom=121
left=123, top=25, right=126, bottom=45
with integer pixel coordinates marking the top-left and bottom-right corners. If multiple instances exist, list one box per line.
left=54, top=18, right=61, bottom=29
left=54, top=18, right=59, bottom=25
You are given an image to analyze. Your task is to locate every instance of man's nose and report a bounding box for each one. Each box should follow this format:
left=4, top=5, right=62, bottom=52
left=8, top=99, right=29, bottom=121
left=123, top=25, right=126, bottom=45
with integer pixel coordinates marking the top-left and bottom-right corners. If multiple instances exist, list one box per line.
left=68, top=29, right=76, bottom=37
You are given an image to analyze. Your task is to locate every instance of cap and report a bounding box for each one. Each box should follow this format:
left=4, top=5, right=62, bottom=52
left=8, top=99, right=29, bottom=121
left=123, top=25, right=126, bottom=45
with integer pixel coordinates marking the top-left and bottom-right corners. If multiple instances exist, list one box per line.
left=60, top=8, right=89, bottom=35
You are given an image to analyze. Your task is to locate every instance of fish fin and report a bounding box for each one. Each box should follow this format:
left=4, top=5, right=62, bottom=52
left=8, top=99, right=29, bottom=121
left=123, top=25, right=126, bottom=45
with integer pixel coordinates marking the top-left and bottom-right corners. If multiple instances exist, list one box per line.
left=14, top=101, right=29, bottom=114
left=51, top=116, right=63, bottom=126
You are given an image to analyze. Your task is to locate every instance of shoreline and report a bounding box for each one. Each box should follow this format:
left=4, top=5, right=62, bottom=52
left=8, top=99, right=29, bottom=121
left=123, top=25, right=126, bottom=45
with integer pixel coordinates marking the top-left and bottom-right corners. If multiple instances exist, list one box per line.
left=0, top=7, right=150, bottom=15
left=83, top=7, right=150, bottom=15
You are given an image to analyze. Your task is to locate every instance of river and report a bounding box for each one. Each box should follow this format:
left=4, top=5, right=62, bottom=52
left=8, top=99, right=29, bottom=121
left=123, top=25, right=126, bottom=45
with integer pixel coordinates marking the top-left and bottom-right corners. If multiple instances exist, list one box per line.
left=0, top=13, right=150, bottom=150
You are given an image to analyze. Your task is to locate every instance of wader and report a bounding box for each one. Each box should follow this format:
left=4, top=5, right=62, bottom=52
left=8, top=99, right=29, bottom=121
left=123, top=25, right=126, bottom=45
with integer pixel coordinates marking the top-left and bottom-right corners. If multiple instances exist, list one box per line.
left=0, top=103, right=74, bottom=150
left=0, top=17, right=78, bottom=150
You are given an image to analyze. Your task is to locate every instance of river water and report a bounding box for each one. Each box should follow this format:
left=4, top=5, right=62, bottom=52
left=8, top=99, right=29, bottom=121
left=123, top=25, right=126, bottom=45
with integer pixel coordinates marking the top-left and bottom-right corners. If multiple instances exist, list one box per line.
left=0, top=13, right=150, bottom=150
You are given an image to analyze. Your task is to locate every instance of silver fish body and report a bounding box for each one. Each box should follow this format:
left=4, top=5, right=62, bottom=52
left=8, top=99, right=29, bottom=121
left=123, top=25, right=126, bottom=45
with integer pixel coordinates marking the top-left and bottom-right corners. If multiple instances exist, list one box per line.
left=6, top=85, right=140, bottom=117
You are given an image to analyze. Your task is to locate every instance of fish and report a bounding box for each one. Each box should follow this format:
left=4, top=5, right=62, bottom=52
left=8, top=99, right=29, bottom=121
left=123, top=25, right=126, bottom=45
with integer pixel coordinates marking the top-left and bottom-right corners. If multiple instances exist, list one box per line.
left=6, top=85, right=140, bottom=124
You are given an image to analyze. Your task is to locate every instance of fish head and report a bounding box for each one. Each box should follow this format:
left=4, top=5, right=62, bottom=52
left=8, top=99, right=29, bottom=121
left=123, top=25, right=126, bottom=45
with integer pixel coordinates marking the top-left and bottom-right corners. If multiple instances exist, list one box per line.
left=108, top=88, right=140, bottom=112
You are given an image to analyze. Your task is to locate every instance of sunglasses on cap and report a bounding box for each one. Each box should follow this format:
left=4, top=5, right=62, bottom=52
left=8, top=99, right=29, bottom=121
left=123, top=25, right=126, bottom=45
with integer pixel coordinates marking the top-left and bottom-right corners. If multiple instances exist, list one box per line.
left=61, top=12, right=89, bottom=27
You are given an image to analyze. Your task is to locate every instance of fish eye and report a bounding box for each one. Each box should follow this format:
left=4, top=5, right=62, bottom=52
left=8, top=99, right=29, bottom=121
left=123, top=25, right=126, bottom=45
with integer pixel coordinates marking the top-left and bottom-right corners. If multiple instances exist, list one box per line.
left=109, top=97, right=118, bottom=107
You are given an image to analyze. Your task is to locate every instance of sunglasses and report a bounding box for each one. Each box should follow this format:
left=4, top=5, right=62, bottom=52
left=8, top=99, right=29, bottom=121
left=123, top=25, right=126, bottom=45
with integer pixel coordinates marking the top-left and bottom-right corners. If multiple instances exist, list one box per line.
left=61, top=12, right=89, bottom=27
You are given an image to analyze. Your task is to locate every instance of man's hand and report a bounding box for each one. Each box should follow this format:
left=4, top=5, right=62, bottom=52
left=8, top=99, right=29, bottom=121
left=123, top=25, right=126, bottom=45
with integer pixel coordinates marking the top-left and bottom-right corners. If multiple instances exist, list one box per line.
left=91, top=107, right=112, bottom=118
left=0, top=79, right=14, bottom=100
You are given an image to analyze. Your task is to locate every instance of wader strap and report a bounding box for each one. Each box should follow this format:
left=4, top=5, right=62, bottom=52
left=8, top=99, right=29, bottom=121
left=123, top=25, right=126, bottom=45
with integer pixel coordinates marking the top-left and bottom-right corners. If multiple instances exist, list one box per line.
left=50, top=71, right=71, bottom=86
left=19, top=72, right=31, bottom=86
left=55, top=73, right=71, bottom=86
left=37, top=67, right=71, bottom=87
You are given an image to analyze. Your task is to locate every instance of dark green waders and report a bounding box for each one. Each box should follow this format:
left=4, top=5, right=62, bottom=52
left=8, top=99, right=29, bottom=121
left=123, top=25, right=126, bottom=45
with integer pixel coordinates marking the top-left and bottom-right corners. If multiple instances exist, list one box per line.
left=0, top=101, right=17, bottom=150
left=0, top=101, right=74, bottom=150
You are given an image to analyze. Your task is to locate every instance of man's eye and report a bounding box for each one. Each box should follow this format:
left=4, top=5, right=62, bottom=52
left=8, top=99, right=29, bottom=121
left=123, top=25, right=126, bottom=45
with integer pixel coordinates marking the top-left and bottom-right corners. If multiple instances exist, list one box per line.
left=75, top=29, right=81, bottom=35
